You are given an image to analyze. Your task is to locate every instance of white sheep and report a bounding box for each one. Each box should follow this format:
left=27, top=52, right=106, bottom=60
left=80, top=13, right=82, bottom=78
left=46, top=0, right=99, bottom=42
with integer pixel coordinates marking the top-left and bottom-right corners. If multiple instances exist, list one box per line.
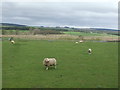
left=88, top=48, right=92, bottom=54
left=75, top=42, right=78, bottom=44
left=11, top=40, right=15, bottom=44
left=43, top=58, right=57, bottom=70
left=79, top=40, right=83, bottom=43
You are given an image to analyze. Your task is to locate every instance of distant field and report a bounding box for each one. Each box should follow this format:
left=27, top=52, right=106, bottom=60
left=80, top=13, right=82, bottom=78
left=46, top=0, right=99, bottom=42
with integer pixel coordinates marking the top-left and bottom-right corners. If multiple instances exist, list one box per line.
left=2, top=30, right=28, bottom=32
left=2, top=39, right=118, bottom=88
left=2, top=30, right=118, bottom=37
left=63, top=31, right=117, bottom=36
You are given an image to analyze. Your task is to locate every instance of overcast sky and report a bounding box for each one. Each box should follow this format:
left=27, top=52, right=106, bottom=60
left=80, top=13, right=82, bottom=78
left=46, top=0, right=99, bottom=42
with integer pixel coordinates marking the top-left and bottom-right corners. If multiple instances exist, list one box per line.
left=1, top=0, right=119, bottom=29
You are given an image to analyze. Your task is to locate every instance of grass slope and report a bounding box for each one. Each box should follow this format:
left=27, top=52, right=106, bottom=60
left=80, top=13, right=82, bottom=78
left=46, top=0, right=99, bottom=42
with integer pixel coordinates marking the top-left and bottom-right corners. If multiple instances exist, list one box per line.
left=2, top=40, right=118, bottom=88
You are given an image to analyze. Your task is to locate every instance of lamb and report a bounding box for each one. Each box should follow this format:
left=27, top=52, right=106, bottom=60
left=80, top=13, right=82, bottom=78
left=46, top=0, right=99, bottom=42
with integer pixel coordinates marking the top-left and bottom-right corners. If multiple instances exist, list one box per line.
left=43, top=58, right=57, bottom=70
left=88, top=48, right=92, bottom=54
left=11, top=40, right=15, bottom=44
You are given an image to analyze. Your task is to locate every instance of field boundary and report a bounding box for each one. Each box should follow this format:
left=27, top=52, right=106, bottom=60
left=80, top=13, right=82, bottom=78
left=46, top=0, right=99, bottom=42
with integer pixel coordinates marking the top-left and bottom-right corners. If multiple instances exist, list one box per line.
left=1, top=35, right=119, bottom=41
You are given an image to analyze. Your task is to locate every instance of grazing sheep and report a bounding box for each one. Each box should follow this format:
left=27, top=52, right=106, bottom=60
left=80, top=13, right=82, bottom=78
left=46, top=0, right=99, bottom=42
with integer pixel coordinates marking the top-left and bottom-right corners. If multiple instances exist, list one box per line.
left=79, top=40, right=83, bottom=43
left=88, top=48, right=92, bottom=54
left=11, top=40, right=15, bottom=44
left=75, top=42, right=78, bottom=44
left=43, top=58, right=57, bottom=70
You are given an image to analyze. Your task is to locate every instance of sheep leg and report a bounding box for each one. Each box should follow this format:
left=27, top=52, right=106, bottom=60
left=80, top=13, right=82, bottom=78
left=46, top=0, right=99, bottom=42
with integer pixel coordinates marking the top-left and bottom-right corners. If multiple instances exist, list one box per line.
left=46, top=67, right=48, bottom=70
left=89, top=52, right=91, bottom=54
left=54, top=66, right=56, bottom=69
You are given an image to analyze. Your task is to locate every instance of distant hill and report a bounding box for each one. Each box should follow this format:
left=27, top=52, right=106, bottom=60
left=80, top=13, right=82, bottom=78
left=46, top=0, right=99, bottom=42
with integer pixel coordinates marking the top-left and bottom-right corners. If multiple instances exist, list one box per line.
left=1, top=23, right=119, bottom=36
left=90, top=28, right=119, bottom=31
left=1, top=23, right=27, bottom=27
left=1, top=23, right=29, bottom=31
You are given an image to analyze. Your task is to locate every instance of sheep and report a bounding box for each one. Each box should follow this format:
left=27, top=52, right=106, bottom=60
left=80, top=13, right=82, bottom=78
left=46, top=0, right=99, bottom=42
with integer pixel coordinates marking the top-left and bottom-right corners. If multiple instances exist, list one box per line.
left=75, top=42, right=78, bottom=44
left=8, top=37, right=15, bottom=44
left=79, top=40, right=83, bottom=43
left=11, top=40, right=15, bottom=44
left=43, top=58, right=57, bottom=70
left=88, top=48, right=92, bottom=54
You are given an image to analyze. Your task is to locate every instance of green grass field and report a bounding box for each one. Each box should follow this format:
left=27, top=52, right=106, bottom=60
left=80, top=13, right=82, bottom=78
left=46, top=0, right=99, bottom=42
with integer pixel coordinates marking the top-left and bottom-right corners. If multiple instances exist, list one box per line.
left=2, top=40, right=118, bottom=88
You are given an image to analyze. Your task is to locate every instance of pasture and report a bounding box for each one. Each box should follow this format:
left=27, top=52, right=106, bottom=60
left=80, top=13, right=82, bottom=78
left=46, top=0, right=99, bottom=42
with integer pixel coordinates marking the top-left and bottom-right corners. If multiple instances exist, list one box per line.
left=2, top=39, right=118, bottom=88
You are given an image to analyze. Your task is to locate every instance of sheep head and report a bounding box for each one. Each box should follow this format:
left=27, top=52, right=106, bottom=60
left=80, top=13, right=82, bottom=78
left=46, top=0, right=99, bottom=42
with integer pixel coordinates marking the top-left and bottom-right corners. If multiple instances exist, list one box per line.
left=45, top=59, right=50, bottom=63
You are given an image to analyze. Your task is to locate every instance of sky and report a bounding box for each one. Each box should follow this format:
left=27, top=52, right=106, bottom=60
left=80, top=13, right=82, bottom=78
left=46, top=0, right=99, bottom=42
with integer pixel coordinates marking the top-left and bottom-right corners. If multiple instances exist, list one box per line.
left=1, top=0, right=119, bottom=29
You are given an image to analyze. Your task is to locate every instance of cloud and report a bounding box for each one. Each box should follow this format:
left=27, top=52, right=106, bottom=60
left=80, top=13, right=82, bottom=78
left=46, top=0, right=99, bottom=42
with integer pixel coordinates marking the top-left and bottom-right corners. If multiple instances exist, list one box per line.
left=2, top=0, right=119, bottom=2
left=2, top=1, right=118, bottom=29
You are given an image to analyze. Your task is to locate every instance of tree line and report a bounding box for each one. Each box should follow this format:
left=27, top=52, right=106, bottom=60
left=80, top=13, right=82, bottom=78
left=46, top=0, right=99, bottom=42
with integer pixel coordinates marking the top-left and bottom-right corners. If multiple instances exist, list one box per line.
left=2, top=26, right=30, bottom=30
left=2, top=28, right=63, bottom=35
